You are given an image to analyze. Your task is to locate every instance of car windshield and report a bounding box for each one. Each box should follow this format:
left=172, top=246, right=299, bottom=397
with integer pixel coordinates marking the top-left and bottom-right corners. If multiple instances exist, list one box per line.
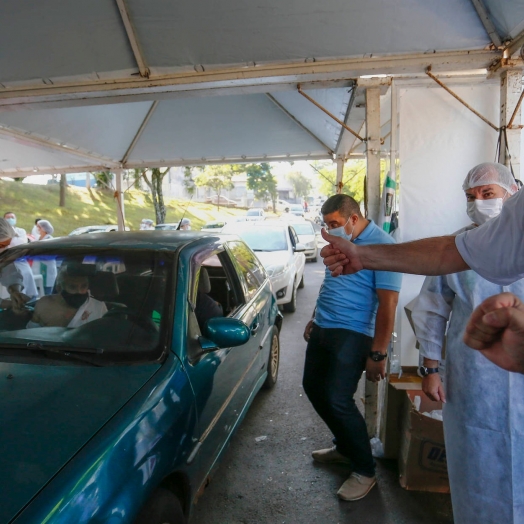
left=223, top=225, right=287, bottom=251
left=0, top=247, right=172, bottom=365
left=246, top=209, right=261, bottom=216
left=292, top=223, right=314, bottom=235
left=289, top=205, right=303, bottom=211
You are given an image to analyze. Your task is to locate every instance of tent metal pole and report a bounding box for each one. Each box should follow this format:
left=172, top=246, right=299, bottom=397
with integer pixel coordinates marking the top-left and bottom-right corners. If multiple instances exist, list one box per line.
left=297, top=84, right=366, bottom=142
left=335, top=158, right=344, bottom=194
left=469, top=0, right=502, bottom=48
left=265, top=94, right=334, bottom=156
left=0, top=125, right=120, bottom=168
left=121, top=101, right=159, bottom=165
left=426, top=67, right=499, bottom=131
left=115, top=0, right=150, bottom=78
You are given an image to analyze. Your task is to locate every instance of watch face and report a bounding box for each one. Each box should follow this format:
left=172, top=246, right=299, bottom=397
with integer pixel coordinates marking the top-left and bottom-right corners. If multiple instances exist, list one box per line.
left=418, top=366, right=428, bottom=377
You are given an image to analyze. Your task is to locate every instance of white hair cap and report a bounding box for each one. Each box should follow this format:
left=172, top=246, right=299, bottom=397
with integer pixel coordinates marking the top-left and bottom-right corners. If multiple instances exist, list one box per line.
left=462, top=162, right=518, bottom=195
left=0, top=218, right=16, bottom=242
left=37, top=219, right=54, bottom=235
left=181, top=218, right=191, bottom=225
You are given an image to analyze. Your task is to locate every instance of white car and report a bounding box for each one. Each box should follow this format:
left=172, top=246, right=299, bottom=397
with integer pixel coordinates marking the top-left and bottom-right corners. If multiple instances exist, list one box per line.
left=290, top=220, right=318, bottom=262
left=245, top=208, right=265, bottom=221
left=68, top=225, right=129, bottom=235
left=200, top=220, right=227, bottom=232
left=221, top=221, right=306, bottom=312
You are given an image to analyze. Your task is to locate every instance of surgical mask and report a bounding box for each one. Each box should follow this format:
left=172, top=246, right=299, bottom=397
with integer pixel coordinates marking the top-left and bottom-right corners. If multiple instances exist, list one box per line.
left=467, top=198, right=504, bottom=225
left=6, top=218, right=16, bottom=226
left=328, top=217, right=354, bottom=241
left=61, top=290, right=89, bottom=309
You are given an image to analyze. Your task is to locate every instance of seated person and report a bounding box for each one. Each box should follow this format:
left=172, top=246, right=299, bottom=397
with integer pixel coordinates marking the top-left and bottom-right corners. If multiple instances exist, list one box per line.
left=28, top=264, right=107, bottom=328
left=195, top=267, right=223, bottom=331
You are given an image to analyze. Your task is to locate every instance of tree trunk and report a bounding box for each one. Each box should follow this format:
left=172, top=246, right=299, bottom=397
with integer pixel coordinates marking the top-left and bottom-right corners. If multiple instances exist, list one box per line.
left=59, top=173, right=67, bottom=207
left=155, top=171, right=167, bottom=224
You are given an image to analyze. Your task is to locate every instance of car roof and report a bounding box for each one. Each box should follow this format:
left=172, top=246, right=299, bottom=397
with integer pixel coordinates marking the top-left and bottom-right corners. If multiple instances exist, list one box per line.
left=18, top=231, right=242, bottom=252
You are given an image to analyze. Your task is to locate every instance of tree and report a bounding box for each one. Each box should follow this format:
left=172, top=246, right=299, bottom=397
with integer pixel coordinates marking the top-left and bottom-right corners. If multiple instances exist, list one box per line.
left=313, top=160, right=366, bottom=203
left=140, top=167, right=170, bottom=224
left=125, top=169, right=143, bottom=191
left=183, top=166, right=196, bottom=197
left=194, top=164, right=234, bottom=210
left=245, top=163, right=277, bottom=211
left=93, top=171, right=114, bottom=190
left=287, top=171, right=312, bottom=201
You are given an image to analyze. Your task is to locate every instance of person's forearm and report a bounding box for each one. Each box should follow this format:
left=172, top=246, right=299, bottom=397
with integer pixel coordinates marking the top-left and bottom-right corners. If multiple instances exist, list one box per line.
left=359, top=236, right=469, bottom=275
left=372, top=305, right=397, bottom=354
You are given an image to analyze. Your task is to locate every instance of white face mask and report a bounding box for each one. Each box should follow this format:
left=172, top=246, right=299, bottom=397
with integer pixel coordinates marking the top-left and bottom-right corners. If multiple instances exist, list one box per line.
left=466, top=197, right=504, bottom=225
left=328, top=216, right=354, bottom=241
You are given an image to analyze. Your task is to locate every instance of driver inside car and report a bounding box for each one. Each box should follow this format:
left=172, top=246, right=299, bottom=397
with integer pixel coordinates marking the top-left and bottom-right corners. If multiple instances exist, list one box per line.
left=27, top=264, right=107, bottom=328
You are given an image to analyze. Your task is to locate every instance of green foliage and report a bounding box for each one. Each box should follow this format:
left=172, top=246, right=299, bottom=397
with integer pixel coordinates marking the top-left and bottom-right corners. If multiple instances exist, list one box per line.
left=194, top=164, right=235, bottom=209
left=313, top=160, right=366, bottom=203
left=93, top=171, right=114, bottom=190
left=286, top=171, right=312, bottom=200
left=183, top=166, right=196, bottom=196
left=245, top=163, right=277, bottom=208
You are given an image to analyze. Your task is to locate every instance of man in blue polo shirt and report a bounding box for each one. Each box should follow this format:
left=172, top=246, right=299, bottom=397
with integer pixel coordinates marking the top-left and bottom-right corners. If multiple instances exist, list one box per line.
left=303, top=194, right=402, bottom=502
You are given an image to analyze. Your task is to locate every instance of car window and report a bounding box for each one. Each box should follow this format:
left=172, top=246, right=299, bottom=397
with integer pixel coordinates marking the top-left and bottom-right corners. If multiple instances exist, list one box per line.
left=0, top=248, right=171, bottom=364
left=288, top=227, right=299, bottom=247
left=227, top=241, right=266, bottom=301
left=292, top=223, right=314, bottom=235
left=222, top=225, right=287, bottom=251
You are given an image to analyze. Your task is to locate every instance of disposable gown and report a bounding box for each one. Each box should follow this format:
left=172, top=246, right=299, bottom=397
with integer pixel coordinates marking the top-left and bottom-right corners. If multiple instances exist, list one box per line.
left=412, top=230, right=524, bottom=524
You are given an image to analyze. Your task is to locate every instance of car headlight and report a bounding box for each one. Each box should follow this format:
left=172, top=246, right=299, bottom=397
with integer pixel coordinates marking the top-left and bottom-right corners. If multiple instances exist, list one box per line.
left=267, top=264, right=286, bottom=277
left=306, top=241, right=316, bottom=248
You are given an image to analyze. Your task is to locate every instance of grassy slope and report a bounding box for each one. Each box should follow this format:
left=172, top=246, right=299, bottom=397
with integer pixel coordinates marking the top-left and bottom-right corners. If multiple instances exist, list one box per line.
left=0, top=180, right=248, bottom=237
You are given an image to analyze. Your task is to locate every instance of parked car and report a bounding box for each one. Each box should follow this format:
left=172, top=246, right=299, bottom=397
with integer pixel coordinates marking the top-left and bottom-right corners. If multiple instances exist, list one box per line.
left=287, top=204, right=305, bottom=217
left=220, top=221, right=306, bottom=312
left=154, top=222, right=179, bottom=230
left=69, top=225, right=129, bottom=235
left=205, top=195, right=238, bottom=207
left=245, top=208, right=265, bottom=221
left=0, top=231, right=282, bottom=524
left=200, top=220, right=227, bottom=232
left=290, top=220, right=318, bottom=262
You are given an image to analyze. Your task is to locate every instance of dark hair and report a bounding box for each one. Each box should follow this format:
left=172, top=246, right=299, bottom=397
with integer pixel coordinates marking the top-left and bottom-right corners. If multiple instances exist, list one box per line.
left=34, top=218, right=42, bottom=224
left=3, top=212, right=14, bottom=218
left=321, top=194, right=362, bottom=219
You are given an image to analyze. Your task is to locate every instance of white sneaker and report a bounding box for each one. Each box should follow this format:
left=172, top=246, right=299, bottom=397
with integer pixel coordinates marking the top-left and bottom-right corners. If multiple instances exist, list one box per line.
left=311, top=446, right=352, bottom=465
left=337, top=473, right=376, bottom=501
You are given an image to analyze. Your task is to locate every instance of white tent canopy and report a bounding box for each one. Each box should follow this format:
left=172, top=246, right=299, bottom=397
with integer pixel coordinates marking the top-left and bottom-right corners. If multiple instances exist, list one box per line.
left=1, top=0, right=523, bottom=176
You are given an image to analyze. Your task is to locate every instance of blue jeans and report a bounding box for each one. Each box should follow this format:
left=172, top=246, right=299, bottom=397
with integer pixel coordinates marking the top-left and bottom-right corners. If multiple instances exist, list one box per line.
left=303, top=323, right=375, bottom=477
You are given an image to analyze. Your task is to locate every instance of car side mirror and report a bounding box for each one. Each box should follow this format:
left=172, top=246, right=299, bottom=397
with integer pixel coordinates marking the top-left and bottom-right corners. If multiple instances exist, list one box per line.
left=294, top=243, right=306, bottom=253
left=199, top=317, right=251, bottom=351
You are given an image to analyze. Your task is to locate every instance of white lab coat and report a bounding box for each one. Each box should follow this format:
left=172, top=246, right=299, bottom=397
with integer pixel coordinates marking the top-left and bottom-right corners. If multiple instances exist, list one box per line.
left=412, top=225, right=524, bottom=524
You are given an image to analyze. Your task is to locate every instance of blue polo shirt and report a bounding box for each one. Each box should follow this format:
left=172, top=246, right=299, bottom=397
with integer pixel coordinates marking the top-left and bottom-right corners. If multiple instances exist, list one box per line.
left=314, top=220, right=402, bottom=337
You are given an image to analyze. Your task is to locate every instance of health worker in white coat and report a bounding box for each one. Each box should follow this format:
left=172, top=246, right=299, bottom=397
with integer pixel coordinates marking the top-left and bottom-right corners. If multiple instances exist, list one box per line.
left=411, top=162, right=524, bottom=524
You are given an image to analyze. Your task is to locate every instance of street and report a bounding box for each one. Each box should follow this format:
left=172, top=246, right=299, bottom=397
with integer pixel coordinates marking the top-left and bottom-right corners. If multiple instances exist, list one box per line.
left=190, top=260, right=453, bottom=524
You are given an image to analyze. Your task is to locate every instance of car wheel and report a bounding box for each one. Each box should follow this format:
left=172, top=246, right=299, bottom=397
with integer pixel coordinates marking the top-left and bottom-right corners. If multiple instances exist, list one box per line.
left=283, top=284, right=297, bottom=313
left=298, top=273, right=305, bottom=289
left=134, top=488, right=186, bottom=524
left=311, top=257, right=317, bottom=263
left=262, top=326, right=280, bottom=389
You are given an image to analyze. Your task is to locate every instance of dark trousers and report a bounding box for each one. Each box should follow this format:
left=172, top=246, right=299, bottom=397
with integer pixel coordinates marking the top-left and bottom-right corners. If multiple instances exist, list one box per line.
left=303, top=323, right=375, bottom=477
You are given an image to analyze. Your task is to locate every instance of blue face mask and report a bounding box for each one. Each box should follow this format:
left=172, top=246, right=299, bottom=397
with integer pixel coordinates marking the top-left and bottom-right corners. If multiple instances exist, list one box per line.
left=6, top=217, right=16, bottom=226
left=328, top=217, right=354, bottom=241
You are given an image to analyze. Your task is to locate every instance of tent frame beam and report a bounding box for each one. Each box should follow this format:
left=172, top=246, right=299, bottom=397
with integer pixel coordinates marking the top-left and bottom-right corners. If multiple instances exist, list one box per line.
left=0, top=126, right=120, bottom=168
left=114, top=0, right=150, bottom=78
left=121, top=100, right=158, bottom=163
left=265, top=94, right=334, bottom=156
left=0, top=49, right=500, bottom=110
left=468, top=0, right=503, bottom=48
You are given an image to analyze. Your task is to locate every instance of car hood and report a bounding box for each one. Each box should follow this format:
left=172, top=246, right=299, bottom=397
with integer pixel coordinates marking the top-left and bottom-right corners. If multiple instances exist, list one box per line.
left=254, top=250, right=290, bottom=269
left=0, top=361, right=159, bottom=523
left=297, top=234, right=315, bottom=244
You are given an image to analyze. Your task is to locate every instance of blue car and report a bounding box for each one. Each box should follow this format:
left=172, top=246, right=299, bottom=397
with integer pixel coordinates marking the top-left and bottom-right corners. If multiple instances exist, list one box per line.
left=0, top=231, right=282, bottom=523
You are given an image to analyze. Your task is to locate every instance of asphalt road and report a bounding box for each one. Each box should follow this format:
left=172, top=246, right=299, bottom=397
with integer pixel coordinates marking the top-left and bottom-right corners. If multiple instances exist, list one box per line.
left=190, top=260, right=453, bottom=524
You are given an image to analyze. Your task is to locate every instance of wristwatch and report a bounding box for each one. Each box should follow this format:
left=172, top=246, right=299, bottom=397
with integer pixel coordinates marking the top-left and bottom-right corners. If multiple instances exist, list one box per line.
left=369, top=351, right=387, bottom=362
left=418, top=366, right=439, bottom=377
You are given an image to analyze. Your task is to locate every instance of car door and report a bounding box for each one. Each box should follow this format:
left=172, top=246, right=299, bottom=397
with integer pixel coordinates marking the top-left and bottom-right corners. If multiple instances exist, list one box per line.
left=288, top=225, right=306, bottom=285
left=180, top=243, right=265, bottom=488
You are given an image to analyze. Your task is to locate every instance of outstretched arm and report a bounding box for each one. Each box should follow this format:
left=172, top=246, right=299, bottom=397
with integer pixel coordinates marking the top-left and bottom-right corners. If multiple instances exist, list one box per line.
left=320, top=230, right=469, bottom=277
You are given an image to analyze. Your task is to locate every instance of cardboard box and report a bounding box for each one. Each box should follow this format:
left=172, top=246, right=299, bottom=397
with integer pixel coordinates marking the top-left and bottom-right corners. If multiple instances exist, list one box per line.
left=398, top=390, right=450, bottom=493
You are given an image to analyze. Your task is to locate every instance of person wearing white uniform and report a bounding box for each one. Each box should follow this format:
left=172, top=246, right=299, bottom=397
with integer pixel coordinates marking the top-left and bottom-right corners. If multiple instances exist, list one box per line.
left=319, top=168, right=524, bottom=374
left=3, top=212, right=28, bottom=244
left=411, top=163, right=523, bottom=524
left=0, top=218, right=37, bottom=310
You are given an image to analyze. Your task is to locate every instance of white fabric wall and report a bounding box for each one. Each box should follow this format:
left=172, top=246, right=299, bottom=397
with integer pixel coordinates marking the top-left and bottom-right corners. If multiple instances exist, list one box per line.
left=396, top=83, right=500, bottom=364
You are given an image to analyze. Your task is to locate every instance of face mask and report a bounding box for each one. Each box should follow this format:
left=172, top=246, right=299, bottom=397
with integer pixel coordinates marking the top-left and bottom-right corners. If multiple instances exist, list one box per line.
left=6, top=218, right=16, bottom=226
left=61, top=290, right=89, bottom=309
left=328, top=217, right=354, bottom=241
left=467, top=198, right=504, bottom=225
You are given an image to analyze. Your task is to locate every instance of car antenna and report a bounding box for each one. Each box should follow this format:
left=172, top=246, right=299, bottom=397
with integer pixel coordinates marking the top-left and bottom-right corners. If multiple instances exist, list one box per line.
left=176, top=193, right=194, bottom=230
